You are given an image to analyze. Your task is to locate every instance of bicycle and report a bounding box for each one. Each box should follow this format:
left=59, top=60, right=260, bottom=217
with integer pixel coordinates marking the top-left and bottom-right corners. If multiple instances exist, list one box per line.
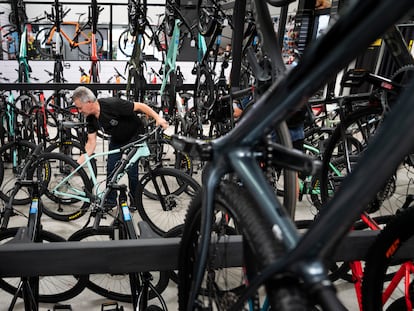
left=172, top=0, right=414, bottom=310
left=34, top=0, right=104, bottom=59
left=35, top=127, right=201, bottom=236
left=0, top=144, right=87, bottom=306
left=319, top=67, right=414, bottom=218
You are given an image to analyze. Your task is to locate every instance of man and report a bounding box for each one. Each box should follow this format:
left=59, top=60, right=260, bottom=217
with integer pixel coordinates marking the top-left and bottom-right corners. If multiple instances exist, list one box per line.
left=72, top=86, right=169, bottom=208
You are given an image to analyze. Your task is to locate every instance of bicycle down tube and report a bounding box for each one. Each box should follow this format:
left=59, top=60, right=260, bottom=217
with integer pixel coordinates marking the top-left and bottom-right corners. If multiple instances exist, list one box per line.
left=184, top=0, right=414, bottom=310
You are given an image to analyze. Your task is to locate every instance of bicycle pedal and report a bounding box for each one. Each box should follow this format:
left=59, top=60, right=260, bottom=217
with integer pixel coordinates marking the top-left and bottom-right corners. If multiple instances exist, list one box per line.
left=101, top=301, right=124, bottom=311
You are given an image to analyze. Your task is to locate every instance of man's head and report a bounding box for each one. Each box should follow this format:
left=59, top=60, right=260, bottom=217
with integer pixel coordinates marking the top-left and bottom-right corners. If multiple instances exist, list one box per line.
left=72, top=86, right=97, bottom=116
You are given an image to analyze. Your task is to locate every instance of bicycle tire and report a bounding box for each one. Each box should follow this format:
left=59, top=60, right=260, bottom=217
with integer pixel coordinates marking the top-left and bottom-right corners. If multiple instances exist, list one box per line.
left=0, top=24, right=19, bottom=58
left=147, top=133, right=193, bottom=175
left=0, top=140, right=37, bottom=205
left=320, top=106, right=411, bottom=218
left=178, top=181, right=308, bottom=310
left=28, top=152, right=93, bottom=222
left=45, top=140, right=97, bottom=177
left=68, top=226, right=170, bottom=302
left=0, top=227, right=88, bottom=303
left=78, top=28, right=104, bottom=57
left=238, top=105, right=297, bottom=219
left=197, top=0, right=217, bottom=36
left=362, top=206, right=414, bottom=310
left=34, top=27, right=64, bottom=59
left=28, top=104, right=59, bottom=143
left=136, top=167, right=201, bottom=236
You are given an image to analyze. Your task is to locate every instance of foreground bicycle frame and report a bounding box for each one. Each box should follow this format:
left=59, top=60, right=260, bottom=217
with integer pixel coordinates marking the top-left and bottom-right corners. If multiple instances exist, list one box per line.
left=178, top=0, right=414, bottom=310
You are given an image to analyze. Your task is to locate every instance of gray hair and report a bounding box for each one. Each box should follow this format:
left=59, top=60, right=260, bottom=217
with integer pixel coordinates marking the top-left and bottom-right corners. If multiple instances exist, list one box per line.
left=72, top=86, right=97, bottom=103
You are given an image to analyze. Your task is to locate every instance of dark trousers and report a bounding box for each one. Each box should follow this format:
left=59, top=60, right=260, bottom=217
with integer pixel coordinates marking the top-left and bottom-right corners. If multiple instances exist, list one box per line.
left=105, top=140, right=139, bottom=205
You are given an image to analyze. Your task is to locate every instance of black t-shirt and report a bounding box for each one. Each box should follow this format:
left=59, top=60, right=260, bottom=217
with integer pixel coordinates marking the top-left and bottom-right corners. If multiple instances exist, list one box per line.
left=86, top=97, right=145, bottom=144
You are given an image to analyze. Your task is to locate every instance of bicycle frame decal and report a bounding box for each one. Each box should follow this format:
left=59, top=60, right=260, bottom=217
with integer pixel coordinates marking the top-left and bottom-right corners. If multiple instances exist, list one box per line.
left=51, top=142, right=150, bottom=203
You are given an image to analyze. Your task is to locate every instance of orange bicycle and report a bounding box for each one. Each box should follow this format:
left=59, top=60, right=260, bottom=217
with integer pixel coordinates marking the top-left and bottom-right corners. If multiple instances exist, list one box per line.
left=34, top=0, right=103, bottom=59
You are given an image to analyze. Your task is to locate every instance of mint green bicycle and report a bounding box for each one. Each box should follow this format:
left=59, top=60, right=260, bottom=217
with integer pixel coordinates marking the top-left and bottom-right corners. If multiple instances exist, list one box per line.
left=32, top=127, right=201, bottom=235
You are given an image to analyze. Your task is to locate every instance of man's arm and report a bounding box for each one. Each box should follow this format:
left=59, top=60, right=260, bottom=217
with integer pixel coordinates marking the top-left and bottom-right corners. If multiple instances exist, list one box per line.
left=133, top=102, right=169, bottom=129
left=77, top=132, right=97, bottom=164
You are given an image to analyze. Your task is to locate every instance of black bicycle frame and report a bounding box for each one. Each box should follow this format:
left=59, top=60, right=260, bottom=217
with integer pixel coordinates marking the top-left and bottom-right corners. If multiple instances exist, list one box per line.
left=186, top=0, right=414, bottom=309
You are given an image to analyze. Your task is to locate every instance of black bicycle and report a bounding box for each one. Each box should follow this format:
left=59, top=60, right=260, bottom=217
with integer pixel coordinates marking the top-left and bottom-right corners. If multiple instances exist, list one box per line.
left=174, top=0, right=414, bottom=310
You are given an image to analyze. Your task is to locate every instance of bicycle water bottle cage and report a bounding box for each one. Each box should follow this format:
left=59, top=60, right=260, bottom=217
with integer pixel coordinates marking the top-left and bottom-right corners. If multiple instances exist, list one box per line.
left=266, top=0, right=295, bottom=6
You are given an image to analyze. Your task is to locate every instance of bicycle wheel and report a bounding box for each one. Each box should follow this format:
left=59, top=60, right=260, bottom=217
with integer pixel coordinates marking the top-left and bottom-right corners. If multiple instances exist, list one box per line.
left=271, top=121, right=297, bottom=218
left=147, top=134, right=193, bottom=175
left=34, top=27, right=64, bottom=59
left=362, top=206, right=414, bottom=310
left=136, top=167, right=201, bottom=236
left=45, top=140, right=92, bottom=169
left=0, top=227, right=88, bottom=303
left=68, top=226, right=170, bottom=302
left=0, top=140, right=37, bottom=205
left=78, top=28, right=104, bottom=57
left=129, top=68, right=146, bottom=102
left=320, top=106, right=383, bottom=195
left=118, top=29, right=135, bottom=57
left=0, top=24, right=19, bottom=58
left=178, top=181, right=308, bottom=310
left=29, top=152, right=93, bottom=222
left=198, top=0, right=217, bottom=36
left=238, top=104, right=297, bottom=219
left=320, top=106, right=411, bottom=217
left=28, top=105, right=59, bottom=143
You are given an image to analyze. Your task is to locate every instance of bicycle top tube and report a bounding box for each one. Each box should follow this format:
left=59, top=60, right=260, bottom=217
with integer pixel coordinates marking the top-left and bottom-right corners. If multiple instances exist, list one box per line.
left=160, top=19, right=181, bottom=96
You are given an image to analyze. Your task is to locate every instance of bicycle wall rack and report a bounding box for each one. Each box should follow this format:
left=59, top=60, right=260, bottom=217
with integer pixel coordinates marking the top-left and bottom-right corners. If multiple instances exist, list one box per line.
left=2, top=230, right=414, bottom=277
